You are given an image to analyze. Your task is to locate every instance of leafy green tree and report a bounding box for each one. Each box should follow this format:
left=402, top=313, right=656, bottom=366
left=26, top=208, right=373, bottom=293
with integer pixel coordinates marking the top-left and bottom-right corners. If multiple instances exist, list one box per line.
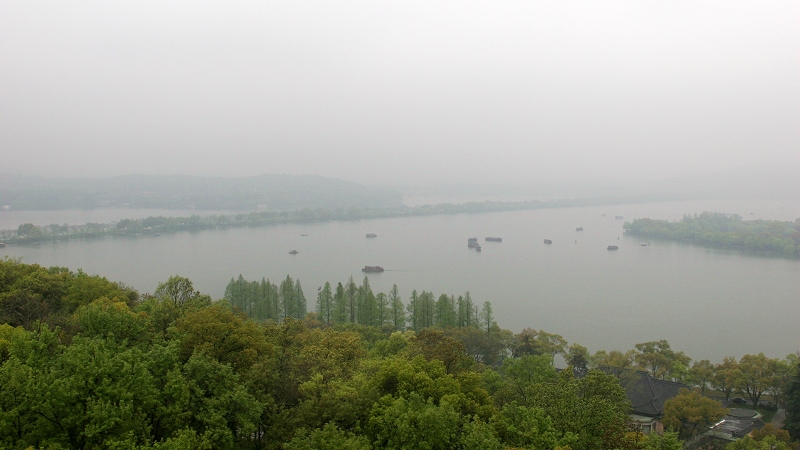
left=662, top=388, right=727, bottom=438
left=785, top=361, right=800, bottom=440
left=499, top=354, right=558, bottom=403
left=590, top=349, right=636, bottom=371
left=451, top=325, right=507, bottom=366
left=62, top=269, right=138, bottom=312
left=284, top=423, right=371, bottom=450
left=407, top=290, right=419, bottom=331
left=459, top=418, right=503, bottom=450
left=317, top=282, right=333, bottom=325
left=767, top=356, right=795, bottom=408
left=179, top=351, right=263, bottom=448
left=295, top=279, right=307, bottom=319
left=688, top=359, right=714, bottom=395
left=28, top=336, right=161, bottom=448
left=333, top=282, right=347, bottom=324
left=0, top=354, right=36, bottom=447
left=566, top=343, right=590, bottom=375
left=737, top=353, right=776, bottom=409
left=258, top=277, right=280, bottom=321
left=535, top=330, right=568, bottom=358
left=749, top=424, right=798, bottom=450
left=366, top=393, right=462, bottom=450
left=357, top=277, right=377, bottom=326
left=511, top=328, right=539, bottom=357
left=154, top=275, right=210, bottom=314
left=0, top=259, right=69, bottom=328
left=493, top=402, right=564, bottom=450
left=434, top=294, right=456, bottom=328
left=728, top=435, right=793, bottom=450
left=388, top=284, right=405, bottom=331
left=75, top=297, right=149, bottom=345
left=375, top=292, right=388, bottom=327
left=416, top=291, right=435, bottom=330
left=456, top=292, right=476, bottom=328
left=527, top=369, right=634, bottom=450
left=712, top=356, right=741, bottom=401
left=408, top=329, right=472, bottom=374
left=641, top=431, right=683, bottom=450
left=634, top=340, right=691, bottom=381
left=510, top=328, right=567, bottom=359
left=480, top=301, right=494, bottom=334
left=172, top=303, right=270, bottom=373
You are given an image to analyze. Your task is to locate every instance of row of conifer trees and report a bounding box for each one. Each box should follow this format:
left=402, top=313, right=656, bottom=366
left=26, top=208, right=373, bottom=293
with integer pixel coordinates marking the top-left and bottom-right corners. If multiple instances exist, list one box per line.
left=224, top=275, right=494, bottom=332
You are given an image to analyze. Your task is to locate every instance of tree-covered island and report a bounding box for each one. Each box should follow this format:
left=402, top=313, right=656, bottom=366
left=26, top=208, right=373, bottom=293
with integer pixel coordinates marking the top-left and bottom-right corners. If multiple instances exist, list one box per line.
left=1, top=258, right=799, bottom=449
left=624, top=212, right=800, bottom=256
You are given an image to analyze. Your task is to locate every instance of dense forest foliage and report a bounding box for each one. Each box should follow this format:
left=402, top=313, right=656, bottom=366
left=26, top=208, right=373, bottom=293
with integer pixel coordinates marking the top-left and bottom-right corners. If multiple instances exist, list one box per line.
left=624, top=212, right=800, bottom=255
left=2, top=197, right=601, bottom=244
left=0, top=174, right=402, bottom=211
left=1, top=259, right=798, bottom=449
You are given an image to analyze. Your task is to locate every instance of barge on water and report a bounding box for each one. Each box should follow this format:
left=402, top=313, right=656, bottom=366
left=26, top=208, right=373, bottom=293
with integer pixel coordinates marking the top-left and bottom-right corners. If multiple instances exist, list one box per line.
left=362, top=266, right=384, bottom=273
left=485, top=237, right=502, bottom=242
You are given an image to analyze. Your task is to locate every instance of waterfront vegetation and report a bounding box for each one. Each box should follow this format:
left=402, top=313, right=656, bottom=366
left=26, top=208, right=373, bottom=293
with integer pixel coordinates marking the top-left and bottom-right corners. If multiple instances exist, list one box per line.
left=0, top=197, right=604, bottom=244
left=1, top=259, right=799, bottom=449
left=624, top=212, right=800, bottom=256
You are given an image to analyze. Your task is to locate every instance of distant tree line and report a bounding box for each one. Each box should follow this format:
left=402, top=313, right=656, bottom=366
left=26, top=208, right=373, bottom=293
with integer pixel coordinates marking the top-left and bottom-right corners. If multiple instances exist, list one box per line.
left=225, top=275, right=489, bottom=334
left=2, top=197, right=605, bottom=244
left=624, top=212, right=800, bottom=256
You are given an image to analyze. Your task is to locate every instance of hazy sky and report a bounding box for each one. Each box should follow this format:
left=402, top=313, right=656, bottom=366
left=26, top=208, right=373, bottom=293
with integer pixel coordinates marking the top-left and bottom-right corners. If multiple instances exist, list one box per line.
left=1, top=1, right=798, bottom=186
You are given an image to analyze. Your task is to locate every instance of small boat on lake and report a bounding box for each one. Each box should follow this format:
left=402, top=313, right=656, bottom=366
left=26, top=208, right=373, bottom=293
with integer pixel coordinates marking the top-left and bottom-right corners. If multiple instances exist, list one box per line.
left=468, top=242, right=480, bottom=248
left=575, top=227, right=583, bottom=231
left=289, top=250, right=299, bottom=254
left=362, top=265, right=384, bottom=273
left=468, top=237, right=478, bottom=243
left=607, top=245, right=619, bottom=250
left=300, top=234, right=308, bottom=236
left=615, top=215, right=624, bottom=220
left=544, top=239, right=552, bottom=244
left=366, top=233, right=377, bottom=238
left=485, top=237, right=502, bottom=242
left=475, top=245, right=482, bottom=252
left=640, top=243, right=648, bottom=247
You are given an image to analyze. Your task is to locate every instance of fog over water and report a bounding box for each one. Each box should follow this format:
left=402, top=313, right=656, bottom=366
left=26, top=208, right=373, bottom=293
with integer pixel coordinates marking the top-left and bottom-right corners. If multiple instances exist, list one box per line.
left=2, top=1, right=799, bottom=186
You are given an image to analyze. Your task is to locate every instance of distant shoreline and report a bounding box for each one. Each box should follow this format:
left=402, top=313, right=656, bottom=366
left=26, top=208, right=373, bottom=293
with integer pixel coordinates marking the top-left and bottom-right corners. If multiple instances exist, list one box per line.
left=1, top=197, right=612, bottom=245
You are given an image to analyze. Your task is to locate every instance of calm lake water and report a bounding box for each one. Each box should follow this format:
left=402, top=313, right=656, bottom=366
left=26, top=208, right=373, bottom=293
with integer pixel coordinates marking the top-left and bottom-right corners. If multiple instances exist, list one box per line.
left=1, top=199, right=799, bottom=362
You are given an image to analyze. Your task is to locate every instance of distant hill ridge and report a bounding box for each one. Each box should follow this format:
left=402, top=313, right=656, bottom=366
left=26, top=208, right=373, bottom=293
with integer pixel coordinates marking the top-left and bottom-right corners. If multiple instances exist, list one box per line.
left=0, top=174, right=403, bottom=210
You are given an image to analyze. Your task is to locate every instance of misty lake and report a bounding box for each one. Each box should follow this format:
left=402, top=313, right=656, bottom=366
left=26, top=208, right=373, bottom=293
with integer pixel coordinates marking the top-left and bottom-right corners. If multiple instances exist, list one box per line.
left=2, top=199, right=799, bottom=363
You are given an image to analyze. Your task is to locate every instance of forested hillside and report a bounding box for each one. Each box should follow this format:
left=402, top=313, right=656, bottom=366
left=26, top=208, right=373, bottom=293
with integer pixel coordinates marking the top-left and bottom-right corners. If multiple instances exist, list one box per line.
left=1, top=259, right=798, bottom=449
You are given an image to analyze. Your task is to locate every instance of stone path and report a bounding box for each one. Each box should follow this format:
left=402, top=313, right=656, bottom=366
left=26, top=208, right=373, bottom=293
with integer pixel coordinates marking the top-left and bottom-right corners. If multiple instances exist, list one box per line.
left=771, top=408, right=786, bottom=428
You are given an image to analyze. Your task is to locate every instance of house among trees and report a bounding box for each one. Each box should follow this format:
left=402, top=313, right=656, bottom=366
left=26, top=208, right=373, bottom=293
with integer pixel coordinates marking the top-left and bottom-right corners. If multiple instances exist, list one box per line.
left=601, top=367, right=687, bottom=435
left=706, top=408, right=765, bottom=442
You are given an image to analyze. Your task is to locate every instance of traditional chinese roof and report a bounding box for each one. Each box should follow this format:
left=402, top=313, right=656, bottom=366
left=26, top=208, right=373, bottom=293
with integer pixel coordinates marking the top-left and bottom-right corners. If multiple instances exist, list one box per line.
left=599, top=367, right=687, bottom=417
